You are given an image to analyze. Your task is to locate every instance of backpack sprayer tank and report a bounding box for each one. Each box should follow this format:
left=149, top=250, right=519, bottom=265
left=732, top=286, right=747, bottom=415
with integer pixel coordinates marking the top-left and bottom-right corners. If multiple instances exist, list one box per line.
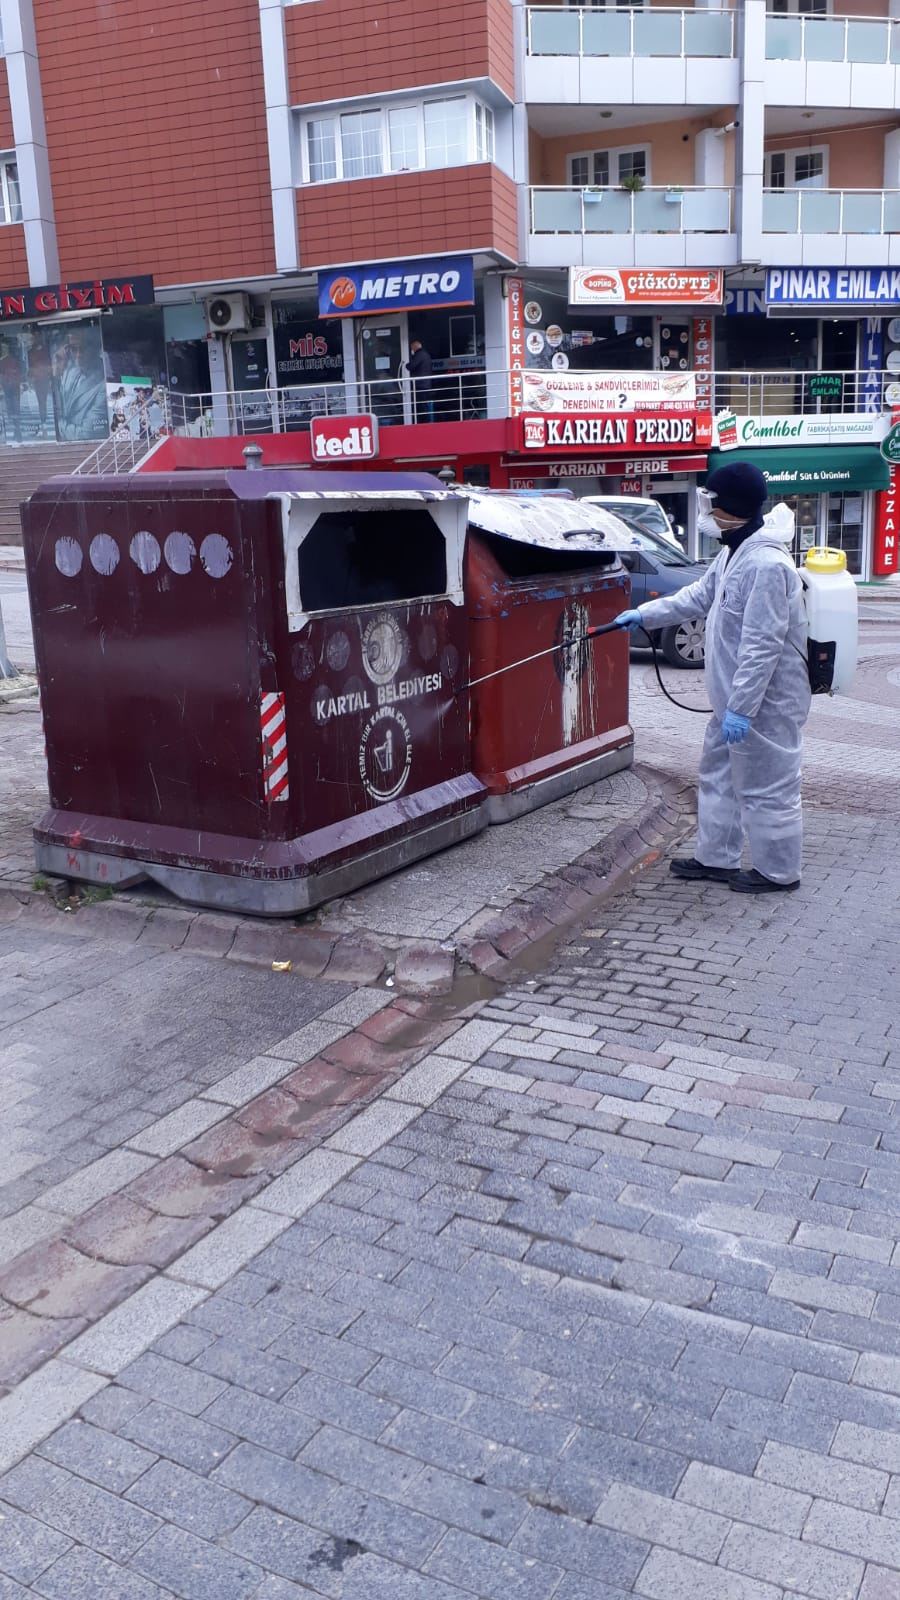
left=801, top=547, right=858, bottom=696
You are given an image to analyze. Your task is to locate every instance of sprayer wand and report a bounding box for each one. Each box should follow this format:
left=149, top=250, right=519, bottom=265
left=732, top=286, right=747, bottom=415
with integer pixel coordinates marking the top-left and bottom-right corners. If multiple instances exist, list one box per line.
left=454, top=621, right=624, bottom=695
left=455, top=618, right=712, bottom=716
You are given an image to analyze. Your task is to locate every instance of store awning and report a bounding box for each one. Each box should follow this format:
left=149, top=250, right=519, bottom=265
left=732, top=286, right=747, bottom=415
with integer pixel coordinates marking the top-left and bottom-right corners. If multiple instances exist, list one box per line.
left=706, top=445, right=890, bottom=495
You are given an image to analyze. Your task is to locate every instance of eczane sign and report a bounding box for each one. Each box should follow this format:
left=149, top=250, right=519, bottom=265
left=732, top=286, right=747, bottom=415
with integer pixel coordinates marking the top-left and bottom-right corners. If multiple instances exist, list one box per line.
left=310, top=415, right=379, bottom=462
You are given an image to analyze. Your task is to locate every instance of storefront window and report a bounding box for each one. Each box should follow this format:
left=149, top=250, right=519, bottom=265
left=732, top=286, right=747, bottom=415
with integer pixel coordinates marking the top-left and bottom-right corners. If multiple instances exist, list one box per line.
left=764, top=490, right=864, bottom=577
left=521, top=273, right=653, bottom=377
left=273, top=296, right=345, bottom=432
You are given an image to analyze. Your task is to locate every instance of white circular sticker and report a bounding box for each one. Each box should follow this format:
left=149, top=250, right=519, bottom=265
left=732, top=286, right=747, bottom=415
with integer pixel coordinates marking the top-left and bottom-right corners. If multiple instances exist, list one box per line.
left=551, top=351, right=570, bottom=371
left=359, top=709, right=413, bottom=801
left=887, top=351, right=900, bottom=374
left=55, top=537, right=82, bottom=578
left=884, top=380, right=900, bottom=406
left=129, top=532, right=161, bottom=574
left=526, top=331, right=545, bottom=356
left=887, top=318, right=900, bottom=344
left=164, top=531, right=197, bottom=575
left=90, top=534, right=120, bottom=576
left=524, top=301, right=543, bottom=326
left=545, top=325, right=564, bottom=349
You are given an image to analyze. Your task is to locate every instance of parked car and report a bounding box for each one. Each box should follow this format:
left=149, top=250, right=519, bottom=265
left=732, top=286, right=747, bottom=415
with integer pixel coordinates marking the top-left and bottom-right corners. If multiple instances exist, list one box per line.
left=613, top=519, right=709, bottom=669
left=582, top=493, right=683, bottom=549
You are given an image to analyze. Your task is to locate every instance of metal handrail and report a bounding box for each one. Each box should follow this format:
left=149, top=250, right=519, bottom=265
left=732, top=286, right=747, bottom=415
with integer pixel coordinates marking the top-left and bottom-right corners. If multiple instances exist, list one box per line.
left=165, top=368, right=493, bottom=437
left=526, top=5, right=735, bottom=58
left=60, top=366, right=897, bottom=475
left=766, top=10, right=900, bottom=66
left=529, top=184, right=734, bottom=234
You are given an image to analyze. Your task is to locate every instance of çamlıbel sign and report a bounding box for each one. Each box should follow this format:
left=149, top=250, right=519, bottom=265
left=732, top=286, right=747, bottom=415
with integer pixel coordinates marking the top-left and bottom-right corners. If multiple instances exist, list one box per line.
left=0, top=275, right=155, bottom=321
left=766, top=268, right=900, bottom=307
left=318, top=256, right=474, bottom=318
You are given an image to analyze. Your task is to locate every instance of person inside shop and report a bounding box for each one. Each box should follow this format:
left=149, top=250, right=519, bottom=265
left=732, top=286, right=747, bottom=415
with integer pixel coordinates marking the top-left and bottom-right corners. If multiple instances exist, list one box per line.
left=406, top=338, right=435, bottom=424
left=0, top=341, right=24, bottom=446
left=615, top=461, right=811, bottom=895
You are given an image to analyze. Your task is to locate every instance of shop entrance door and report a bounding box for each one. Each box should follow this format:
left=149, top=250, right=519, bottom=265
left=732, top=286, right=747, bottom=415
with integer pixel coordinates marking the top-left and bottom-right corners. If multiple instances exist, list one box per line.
left=359, top=319, right=409, bottom=426
left=229, top=337, right=273, bottom=434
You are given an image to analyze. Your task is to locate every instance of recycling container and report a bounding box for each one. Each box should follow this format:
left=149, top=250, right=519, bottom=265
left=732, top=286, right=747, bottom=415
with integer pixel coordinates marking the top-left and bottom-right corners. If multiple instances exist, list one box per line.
left=464, top=494, right=635, bottom=821
left=24, top=470, right=486, bottom=913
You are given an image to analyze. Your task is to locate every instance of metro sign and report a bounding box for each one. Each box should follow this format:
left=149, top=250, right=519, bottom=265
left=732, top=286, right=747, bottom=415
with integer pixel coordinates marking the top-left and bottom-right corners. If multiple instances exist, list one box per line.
left=310, top=414, right=379, bottom=462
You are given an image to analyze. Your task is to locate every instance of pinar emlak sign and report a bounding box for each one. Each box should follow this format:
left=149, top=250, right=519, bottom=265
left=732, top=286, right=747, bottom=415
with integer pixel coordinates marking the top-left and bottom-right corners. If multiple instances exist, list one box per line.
left=521, top=411, right=713, bottom=452
left=310, top=415, right=379, bottom=462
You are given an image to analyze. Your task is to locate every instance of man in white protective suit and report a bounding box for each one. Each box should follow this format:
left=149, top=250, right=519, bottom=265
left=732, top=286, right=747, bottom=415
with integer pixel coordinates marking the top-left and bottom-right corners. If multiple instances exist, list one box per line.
left=615, top=461, right=811, bottom=894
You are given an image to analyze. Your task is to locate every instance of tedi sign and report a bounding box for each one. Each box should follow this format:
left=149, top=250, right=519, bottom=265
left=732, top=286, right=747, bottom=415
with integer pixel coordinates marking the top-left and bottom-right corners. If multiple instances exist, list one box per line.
left=310, top=415, right=379, bottom=462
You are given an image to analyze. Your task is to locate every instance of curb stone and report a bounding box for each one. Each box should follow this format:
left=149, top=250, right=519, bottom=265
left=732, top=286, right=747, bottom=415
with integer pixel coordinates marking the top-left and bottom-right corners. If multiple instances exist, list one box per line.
left=0, top=765, right=693, bottom=995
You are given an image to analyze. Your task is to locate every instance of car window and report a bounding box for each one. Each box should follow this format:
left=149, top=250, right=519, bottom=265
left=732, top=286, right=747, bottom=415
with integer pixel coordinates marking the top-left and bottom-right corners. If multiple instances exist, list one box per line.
left=591, top=506, right=695, bottom=567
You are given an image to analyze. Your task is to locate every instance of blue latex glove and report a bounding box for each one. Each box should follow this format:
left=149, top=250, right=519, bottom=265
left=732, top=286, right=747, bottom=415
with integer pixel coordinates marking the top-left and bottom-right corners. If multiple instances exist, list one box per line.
left=721, top=709, right=751, bottom=746
left=614, top=609, right=644, bottom=633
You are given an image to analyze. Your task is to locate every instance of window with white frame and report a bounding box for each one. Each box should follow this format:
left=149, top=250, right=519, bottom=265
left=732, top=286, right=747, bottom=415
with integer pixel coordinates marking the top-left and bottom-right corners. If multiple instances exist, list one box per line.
left=568, top=145, right=649, bottom=188
left=0, top=157, right=21, bottom=225
left=765, top=146, right=828, bottom=189
left=770, top=1, right=829, bottom=14
left=301, top=95, right=496, bottom=184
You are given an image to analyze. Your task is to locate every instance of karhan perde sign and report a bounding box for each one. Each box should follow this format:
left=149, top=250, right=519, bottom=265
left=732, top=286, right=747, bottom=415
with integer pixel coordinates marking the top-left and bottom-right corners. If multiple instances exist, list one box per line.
left=319, top=257, right=474, bottom=318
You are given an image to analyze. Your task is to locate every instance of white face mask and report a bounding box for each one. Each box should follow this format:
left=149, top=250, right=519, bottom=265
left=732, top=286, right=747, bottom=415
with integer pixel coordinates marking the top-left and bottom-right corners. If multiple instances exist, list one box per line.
left=698, top=512, right=724, bottom=541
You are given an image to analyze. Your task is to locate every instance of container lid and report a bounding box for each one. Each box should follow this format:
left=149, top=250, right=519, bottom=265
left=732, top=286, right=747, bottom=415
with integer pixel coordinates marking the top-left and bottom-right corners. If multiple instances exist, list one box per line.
left=804, top=547, right=847, bottom=574
left=464, top=491, right=640, bottom=554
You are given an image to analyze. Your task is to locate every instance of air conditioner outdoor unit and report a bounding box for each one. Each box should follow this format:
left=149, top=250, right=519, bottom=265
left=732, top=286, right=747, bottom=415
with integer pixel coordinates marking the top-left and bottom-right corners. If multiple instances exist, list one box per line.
left=205, top=293, right=250, bottom=334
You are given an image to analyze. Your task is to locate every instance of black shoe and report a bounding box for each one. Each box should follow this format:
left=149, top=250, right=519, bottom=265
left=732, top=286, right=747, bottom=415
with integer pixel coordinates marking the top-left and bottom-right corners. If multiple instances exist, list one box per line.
left=729, top=869, right=800, bottom=894
left=670, top=857, right=738, bottom=883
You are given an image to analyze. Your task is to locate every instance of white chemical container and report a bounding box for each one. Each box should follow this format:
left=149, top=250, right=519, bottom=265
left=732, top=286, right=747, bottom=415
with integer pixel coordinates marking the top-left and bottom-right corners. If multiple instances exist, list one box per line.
left=802, top=548, right=858, bottom=695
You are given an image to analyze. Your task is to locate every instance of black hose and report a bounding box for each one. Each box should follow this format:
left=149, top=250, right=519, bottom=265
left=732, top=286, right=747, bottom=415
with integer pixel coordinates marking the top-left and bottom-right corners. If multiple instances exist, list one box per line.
left=644, top=630, right=711, bottom=714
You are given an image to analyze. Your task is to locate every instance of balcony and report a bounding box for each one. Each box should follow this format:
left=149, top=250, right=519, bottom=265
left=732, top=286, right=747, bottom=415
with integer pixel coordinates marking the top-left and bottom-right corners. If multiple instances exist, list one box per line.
left=765, top=11, right=900, bottom=109
left=528, top=184, right=736, bottom=268
left=524, top=6, right=739, bottom=106
left=713, top=369, right=891, bottom=418
left=761, top=187, right=900, bottom=265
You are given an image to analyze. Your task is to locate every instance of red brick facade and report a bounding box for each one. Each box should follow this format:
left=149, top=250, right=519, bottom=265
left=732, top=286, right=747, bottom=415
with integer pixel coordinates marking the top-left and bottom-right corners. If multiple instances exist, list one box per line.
left=286, top=0, right=514, bottom=105
left=31, top=0, right=275, bottom=283
left=297, top=166, right=518, bottom=270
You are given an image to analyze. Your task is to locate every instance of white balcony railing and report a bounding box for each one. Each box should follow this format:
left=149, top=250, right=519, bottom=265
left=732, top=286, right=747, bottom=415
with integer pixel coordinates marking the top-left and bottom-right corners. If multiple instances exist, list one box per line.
left=527, top=6, right=735, bottom=58
left=766, top=12, right=900, bottom=66
left=713, top=369, right=890, bottom=417
left=530, top=184, right=733, bottom=235
left=763, top=187, right=900, bottom=234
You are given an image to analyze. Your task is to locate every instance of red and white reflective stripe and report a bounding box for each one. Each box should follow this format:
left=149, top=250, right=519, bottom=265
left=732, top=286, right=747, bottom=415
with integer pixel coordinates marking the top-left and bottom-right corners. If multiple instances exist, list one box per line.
left=260, top=691, right=289, bottom=802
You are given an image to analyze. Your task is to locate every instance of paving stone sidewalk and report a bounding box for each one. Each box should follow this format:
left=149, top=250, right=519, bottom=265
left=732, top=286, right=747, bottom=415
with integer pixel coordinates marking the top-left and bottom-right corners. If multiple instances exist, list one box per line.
left=0, top=623, right=898, bottom=1596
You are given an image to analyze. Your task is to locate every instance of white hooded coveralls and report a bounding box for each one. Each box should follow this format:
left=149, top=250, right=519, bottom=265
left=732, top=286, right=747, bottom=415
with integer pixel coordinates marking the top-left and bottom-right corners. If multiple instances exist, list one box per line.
left=638, top=520, right=811, bottom=884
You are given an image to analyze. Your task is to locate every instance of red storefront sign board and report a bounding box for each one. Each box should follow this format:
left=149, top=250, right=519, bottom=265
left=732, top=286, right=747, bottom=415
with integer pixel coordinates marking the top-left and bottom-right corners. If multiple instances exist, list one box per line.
left=873, top=407, right=900, bottom=576
left=509, top=456, right=708, bottom=481
left=692, top=315, right=713, bottom=414
left=507, top=276, right=525, bottom=417
left=310, top=414, right=379, bottom=462
left=520, top=412, right=712, bottom=453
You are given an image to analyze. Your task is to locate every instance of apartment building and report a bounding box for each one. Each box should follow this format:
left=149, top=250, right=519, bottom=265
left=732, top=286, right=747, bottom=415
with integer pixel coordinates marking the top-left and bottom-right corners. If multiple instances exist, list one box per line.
left=0, top=0, right=899, bottom=575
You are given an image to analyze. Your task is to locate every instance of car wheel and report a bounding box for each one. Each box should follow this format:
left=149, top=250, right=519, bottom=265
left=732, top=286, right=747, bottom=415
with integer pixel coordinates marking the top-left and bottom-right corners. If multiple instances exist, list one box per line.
left=661, top=619, right=705, bottom=669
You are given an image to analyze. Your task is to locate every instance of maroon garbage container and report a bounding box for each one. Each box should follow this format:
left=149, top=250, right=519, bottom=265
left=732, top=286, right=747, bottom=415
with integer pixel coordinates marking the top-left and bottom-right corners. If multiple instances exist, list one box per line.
left=24, top=470, right=486, bottom=913
left=464, top=493, right=636, bottom=820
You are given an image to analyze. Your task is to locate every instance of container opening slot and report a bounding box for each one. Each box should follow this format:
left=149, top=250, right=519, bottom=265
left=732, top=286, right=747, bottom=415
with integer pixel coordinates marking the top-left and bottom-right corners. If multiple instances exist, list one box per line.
left=477, top=532, right=620, bottom=582
left=298, top=510, right=447, bottom=611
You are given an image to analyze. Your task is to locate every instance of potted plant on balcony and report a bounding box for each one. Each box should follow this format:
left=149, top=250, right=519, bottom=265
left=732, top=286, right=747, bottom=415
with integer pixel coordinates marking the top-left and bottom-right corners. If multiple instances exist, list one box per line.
left=620, top=173, right=645, bottom=193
